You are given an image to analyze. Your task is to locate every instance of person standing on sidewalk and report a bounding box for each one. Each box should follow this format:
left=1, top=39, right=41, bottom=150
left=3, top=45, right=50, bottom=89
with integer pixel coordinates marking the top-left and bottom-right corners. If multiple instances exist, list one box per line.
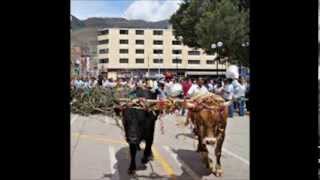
left=223, top=78, right=235, bottom=118
left=233, top=77, right=247, bottom=116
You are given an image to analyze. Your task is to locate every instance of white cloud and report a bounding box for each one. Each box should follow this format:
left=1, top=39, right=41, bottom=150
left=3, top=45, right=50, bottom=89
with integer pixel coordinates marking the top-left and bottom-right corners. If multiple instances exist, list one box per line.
left=123, top=0, right=182, bottom=22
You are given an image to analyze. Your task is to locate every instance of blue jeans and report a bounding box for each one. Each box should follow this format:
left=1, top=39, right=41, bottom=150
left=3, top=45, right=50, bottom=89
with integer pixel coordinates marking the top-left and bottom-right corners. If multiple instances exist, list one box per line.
left=238, top=97, right=245, bottom=116
left=181, top=108, right=186, bottom=116
left=228, top=102, right=234, bottom=118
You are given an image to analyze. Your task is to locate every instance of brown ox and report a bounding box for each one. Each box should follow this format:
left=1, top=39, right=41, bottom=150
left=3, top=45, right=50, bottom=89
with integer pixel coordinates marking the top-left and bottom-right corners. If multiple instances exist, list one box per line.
left=185, top=101, right=229, bottom=177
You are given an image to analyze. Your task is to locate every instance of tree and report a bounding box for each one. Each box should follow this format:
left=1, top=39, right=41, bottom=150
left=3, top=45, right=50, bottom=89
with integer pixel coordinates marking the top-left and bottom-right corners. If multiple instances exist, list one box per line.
left=170, top=0, right=249, bottom=65
left=170, top=0, right=201, bottom=48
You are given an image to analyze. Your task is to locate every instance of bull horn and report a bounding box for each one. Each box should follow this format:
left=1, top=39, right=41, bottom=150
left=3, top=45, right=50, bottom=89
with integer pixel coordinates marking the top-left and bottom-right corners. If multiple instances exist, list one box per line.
left=184, top=102, right=196, bottom=109
left=223, top=101, right=232, bottom=107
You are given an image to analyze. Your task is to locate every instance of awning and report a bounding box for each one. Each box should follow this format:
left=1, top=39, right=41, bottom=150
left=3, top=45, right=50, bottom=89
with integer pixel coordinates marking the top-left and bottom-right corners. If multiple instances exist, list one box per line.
left=185, top=71, right=225, bottom=75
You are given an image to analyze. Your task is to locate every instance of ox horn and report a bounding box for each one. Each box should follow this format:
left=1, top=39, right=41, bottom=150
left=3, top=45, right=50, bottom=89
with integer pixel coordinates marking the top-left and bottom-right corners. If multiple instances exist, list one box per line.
left=184, top=102, right=196, bottom=109
left=223, top=101, right=232, bottom=107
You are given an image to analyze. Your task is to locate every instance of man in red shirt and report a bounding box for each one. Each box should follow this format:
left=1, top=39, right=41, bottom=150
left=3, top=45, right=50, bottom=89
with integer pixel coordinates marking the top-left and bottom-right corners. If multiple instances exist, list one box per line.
left=180, top=78, right=192, bottom=116
left=181, top=78, right=192, bottom=97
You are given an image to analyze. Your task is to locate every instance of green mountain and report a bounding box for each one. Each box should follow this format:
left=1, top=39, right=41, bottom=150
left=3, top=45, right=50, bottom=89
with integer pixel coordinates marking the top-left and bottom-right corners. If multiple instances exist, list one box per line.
left=70, top=15, right=169, bottom=30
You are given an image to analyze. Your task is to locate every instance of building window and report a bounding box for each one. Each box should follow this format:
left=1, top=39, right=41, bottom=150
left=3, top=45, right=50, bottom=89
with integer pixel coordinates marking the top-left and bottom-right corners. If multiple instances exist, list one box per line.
left=136, top=49, right=144, bottom=54
left=98, top=39, right=109, bottom=45
left=99, top=49, right=108, bottom=54
left=136, top=40, right=144, bottom=45
left=99, top=58, right=109, bottom=63
left=188, top=50, right=201, bottom=55
left=153, top=40, right=163, bottom=45
left=153, top=49, right=163, bottom=54
left=98, top=29, right=109, bottom=35
left=119, top=49, right=129, bottom=54
left=153, top=30, right=163, bottom=35
left=188, top=60, right=200, bottom=64
left=119, top=39, right=129, bottom=44
left=153, top=58, right=163, bottom=63
left=119, top=29, right=128, bottom=34
left=120, top=58, right=129, bottom=63
left=172, top=40, right=182, bottom=45
left=136, top=30, right=144, bottom=35
left=172, top=59, right=182, bottom=64
left=207, top=60, right=215, bottom=64
left=136, top=58, right=144, bottom=64
left=172, top=50, right=182, bottom=54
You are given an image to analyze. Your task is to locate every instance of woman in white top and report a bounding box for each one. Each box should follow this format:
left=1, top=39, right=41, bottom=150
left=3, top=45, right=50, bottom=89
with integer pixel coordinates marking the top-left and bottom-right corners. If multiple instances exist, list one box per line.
left=223, top=79, right=234, bottom=118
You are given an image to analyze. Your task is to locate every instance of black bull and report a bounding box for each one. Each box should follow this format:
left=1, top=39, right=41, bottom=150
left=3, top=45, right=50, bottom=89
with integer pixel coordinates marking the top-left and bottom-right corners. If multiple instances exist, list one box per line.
left=119, top=88, right=160, bottom=175
left=122, top=108, right=159, bottom=174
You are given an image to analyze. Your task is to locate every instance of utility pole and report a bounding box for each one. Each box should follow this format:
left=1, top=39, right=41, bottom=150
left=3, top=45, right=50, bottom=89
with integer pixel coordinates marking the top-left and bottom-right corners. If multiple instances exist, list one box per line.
left=147, top=55, right=150, bottom=77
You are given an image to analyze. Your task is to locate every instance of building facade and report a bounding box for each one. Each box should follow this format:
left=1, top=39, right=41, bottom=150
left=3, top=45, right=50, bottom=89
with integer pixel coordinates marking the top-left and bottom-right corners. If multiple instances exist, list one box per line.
left=97, top=27, right=229, bottom=79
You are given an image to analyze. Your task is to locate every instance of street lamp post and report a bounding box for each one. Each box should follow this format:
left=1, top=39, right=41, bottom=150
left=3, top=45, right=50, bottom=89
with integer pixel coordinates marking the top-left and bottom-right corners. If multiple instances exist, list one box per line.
left=241, top=41, right=249, bottom=77
left=147, top=55, right=150, bottom=77
left=211, top=41, right=223, bottom=77
left=158, top=54, right=161, bottom=75
left=175, top=56, right=179, bottom=77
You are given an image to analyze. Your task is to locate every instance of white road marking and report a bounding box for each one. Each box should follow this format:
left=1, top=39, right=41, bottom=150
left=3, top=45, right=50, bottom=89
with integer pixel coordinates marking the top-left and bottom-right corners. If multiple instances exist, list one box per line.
left=163, top=146, right=201, bottom=180
left=108, top=146, right=120, bottom=180
left=222, top=148, right=249, bottom=166
left=71, top=115, right=79, bottom=125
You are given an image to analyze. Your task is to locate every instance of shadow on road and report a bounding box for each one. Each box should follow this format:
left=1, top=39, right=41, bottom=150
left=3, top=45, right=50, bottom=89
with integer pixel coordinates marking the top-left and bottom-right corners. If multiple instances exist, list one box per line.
left=172, top=148, right=213, bottom=179
left=99, top=145, right=217, bottom=180
left=175, top=133, right=196, bottom=140
left=101, top=146, right=169, bottom=180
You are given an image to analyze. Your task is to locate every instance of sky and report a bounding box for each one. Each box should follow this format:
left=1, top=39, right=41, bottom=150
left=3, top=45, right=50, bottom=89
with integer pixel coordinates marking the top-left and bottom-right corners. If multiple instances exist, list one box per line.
left=71, top=0, right=182, bottom=21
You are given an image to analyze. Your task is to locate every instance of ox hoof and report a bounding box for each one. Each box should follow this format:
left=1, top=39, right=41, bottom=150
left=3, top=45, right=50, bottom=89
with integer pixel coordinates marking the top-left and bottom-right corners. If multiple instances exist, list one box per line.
left=128, top=169, right=136, bottom=175
left=214, top=165, right=223, bottom=177
left=141, top=156, right=152, bottom=164
left=214, top=169, right=223, bottom=177
left=141, top=157, right=148, bottom=164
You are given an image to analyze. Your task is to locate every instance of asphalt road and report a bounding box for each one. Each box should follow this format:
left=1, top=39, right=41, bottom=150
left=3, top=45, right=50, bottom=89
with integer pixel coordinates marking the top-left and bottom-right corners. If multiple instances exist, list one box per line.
left=71, top=112, right=250, bottom=180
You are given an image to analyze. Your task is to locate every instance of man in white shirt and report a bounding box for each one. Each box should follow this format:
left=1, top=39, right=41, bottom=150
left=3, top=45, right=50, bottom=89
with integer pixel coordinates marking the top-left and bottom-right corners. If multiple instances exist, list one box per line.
left=213, top=79, right=224, bottom=96
left=103, top=78, right=117, bottom=88
left=187, top=78, right=209, bottom=97
left=232, top=77, right=246, bottom=116
left=88, top=77, right=97, bottom=88
left=167, top=78, right=183, bottom=97
left=233, top=78, right=246, bottom=99
left=185, top=78, right=209, bottom=135
left=164, top=79, right=173, bottom=96
left=223, top=79, right=234, bottom=101
left=75, top=77, right=85, bottom=89
left=206, top=79, right=214, bottom=92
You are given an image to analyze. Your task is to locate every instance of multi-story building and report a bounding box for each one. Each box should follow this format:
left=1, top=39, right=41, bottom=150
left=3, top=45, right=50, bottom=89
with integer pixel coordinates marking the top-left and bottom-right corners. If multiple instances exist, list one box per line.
left=97, top=26, right=229, bottom=79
